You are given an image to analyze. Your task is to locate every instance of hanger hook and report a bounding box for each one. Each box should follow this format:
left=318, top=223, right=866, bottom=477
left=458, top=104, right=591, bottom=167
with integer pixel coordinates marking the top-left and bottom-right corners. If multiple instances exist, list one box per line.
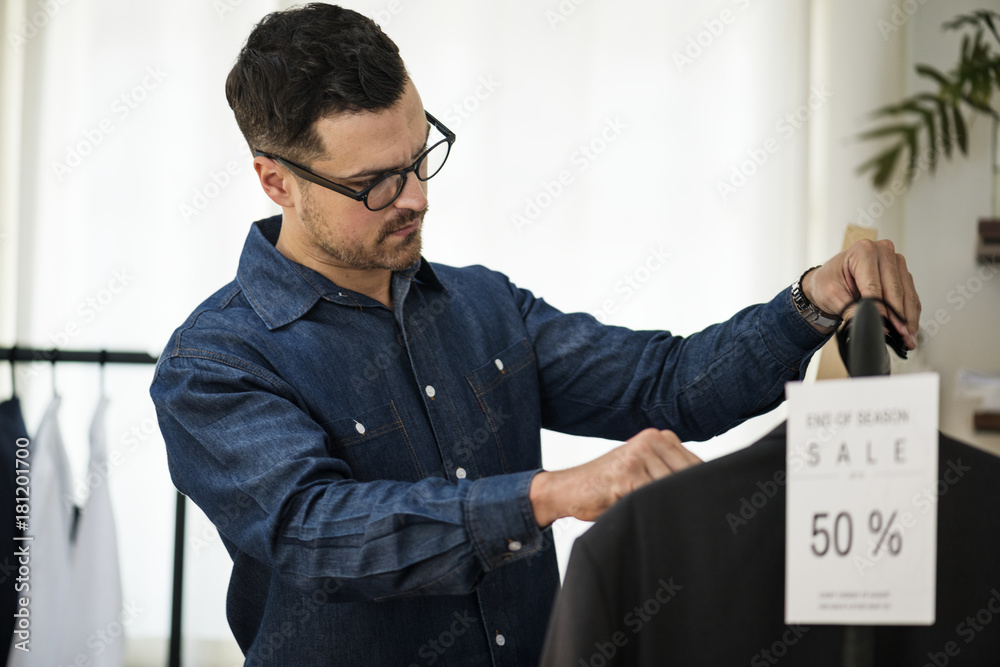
left=99, top=349, right=107, bottom=397
left=8, top=346, right=16, bottom=398
left=50, top=348, right=59, bottom=397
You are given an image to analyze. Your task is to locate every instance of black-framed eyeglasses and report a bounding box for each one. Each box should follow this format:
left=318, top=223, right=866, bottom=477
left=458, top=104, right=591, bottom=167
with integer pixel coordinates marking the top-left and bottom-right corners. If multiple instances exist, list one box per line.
left=254, top=111, right=455, bottom=212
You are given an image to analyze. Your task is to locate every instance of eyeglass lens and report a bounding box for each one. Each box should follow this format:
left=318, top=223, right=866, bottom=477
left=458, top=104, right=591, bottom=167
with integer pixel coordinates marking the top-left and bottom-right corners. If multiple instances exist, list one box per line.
left=366, top=134, right=450, bottom=210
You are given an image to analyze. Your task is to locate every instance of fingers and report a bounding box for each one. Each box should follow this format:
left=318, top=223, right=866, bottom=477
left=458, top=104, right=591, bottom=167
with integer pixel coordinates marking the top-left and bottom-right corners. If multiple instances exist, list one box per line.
left=846, top=239, right=918, bottom=349
left=655, top=429, right=702, bottom=470
left=626, top=428, right=701, bottom=481
left=551, top=429, right=702, bottom=523
left=897, top=254, right=921, bottom=346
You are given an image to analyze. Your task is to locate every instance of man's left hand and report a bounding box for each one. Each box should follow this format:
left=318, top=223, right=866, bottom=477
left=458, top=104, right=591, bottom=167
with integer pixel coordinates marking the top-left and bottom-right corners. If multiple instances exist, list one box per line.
left=803, top=238, right=921, bottom=350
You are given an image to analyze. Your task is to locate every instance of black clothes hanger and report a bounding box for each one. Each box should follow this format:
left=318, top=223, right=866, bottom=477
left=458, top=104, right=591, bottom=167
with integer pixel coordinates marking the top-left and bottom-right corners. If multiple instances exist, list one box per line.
left=836, top=299, right=908, bottom=377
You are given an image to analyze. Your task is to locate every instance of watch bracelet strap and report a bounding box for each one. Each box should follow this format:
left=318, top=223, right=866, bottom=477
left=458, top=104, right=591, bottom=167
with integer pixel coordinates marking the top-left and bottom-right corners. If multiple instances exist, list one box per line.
left=792, top=266, right=842, bottom=328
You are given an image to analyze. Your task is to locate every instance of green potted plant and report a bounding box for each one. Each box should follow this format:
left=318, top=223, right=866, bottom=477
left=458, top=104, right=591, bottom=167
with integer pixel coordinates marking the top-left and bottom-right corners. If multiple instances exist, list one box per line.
left=856, top=9, right=1000, bottom=260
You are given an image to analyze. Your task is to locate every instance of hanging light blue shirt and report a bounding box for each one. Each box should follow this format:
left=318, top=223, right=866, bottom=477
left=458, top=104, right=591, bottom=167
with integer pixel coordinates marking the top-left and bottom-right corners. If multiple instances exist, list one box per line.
left=150, top=215, right=830, bottom=666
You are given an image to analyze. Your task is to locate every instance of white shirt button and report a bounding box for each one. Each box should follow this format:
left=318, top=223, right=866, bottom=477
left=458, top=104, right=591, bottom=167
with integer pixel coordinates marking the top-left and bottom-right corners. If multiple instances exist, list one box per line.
left=455, top=467, right=467, bottom=479
left=494, top=358, right=504, bottom=371
left=495, top=633, right=506, bottom=647
left=425, top=385, right=436, bottom=398
left=508, top=540, right=522, bottom=552
left=354, top=421, right=365, bottom=435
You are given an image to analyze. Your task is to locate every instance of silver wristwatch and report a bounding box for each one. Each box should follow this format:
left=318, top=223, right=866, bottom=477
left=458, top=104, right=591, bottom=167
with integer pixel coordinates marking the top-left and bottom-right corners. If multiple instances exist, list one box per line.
left=791, top=266, right=842, bottom=328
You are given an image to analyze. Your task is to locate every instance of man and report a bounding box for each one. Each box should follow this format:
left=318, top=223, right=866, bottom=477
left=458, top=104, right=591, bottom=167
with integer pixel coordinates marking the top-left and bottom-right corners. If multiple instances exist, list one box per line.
left=150, top=4, right=921, bottom=665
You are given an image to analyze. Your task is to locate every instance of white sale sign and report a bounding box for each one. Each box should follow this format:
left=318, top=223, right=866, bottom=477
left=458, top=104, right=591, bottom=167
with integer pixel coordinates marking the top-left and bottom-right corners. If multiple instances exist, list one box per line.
left=785, top=373, right=939, bottom=625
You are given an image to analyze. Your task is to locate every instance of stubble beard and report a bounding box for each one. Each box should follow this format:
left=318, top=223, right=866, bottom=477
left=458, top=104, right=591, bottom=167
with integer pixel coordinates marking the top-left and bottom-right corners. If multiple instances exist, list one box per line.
left=300, top=185, right=426, bottom=272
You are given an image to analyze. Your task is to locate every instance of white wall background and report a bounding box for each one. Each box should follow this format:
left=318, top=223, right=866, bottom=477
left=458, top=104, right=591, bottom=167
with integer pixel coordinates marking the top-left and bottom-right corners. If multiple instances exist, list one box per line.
left=1, top=0, right=997, bottom=664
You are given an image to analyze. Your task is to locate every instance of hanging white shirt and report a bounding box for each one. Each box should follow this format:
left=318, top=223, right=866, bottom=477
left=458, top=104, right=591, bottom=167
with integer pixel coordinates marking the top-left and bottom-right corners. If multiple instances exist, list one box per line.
left=62, top=394, right=125, bottom=666
left=8, top=396, right=73, bottom=667
left=8, top=395, right=125, bottom=667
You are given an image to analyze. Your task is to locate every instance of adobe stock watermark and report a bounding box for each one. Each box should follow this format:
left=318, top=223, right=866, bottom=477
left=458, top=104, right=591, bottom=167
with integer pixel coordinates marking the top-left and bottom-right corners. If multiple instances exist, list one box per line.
left=77, top=601, right=143, bottom=663
left=590, top=245, right=673, bottom=323
left=853, top=457, right=971, bottom=575
left=349, top=289, right=455, bottom=393
left=15, top=601, right=144, bottom=660
left=916, top=257, right=999, bottom=347
left=6, top=0, right=73, bottom=53
left=878, top=0, right=932, bottom=41
left=511, top=117, right=628, bottom=233
left=578, top=577, right=683, bottom=667
left=716, top=84, right=832, bottom=202
left=372, top=0, right=407, bottom=28
left=190, top=492, right=255, bottom=556
left=52, top=66, right=168, bottom=182
left=728, top=417, right=846, bottom=535
left=179, top=146, right=249, bottom=225
left=66, top=413, right=159, bottom=505
left=921, top=588, right=1000, bottom=666
left=545, top=0, right=591, bottom=31
left=853, top=142, right=945, bottom=229
left=673, top=0, right=754, bottom=74
left=241, top=578, right=344, bottom=667
left=213, top=0, right=244, bottom=20
left=16, top=268, right=136, bottom=384
left=750, top=625, right=810, bottom=666
left=408, top=609, right=478, bottom=666
left=442, top=75, right=501, bottom=129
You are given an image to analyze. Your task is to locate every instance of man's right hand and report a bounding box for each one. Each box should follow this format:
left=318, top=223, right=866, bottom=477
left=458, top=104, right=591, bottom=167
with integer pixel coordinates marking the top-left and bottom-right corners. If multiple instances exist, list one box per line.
left=528, top=428, right=702, bottom=527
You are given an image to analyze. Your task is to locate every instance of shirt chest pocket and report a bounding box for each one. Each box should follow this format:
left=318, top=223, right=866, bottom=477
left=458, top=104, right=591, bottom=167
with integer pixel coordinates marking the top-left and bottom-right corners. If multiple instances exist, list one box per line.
left=322, top=401, right=426, bottom=482
left=464, top=338, right=542, bottom=473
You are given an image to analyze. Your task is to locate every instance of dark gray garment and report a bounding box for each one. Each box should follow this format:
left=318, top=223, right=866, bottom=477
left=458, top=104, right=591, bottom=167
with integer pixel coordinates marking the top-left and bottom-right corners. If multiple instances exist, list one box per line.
left=541, top=422, right=1000, bottom=666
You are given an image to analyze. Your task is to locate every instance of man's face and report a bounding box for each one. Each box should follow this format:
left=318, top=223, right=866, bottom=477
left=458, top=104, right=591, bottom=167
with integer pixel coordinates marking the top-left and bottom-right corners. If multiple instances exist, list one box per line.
left=289, top=79, right=430, bottom=272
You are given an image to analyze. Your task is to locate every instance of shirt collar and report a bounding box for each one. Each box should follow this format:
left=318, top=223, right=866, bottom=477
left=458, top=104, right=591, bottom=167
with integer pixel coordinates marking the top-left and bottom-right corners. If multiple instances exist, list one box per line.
left=236, top=215, right=445, bottom=330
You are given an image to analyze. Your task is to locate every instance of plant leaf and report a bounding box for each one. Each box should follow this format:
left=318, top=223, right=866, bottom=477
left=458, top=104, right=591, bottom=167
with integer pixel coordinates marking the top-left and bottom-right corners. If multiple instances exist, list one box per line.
left=874, top=145, right=904, bottom=190
left=921, top=106, right=938, bottom=174
left=952, top=103, right=968, bottom=154
left=904, top=127, right=919, bottom=183
left=857, top=124, right=917, bottom=141
left=981, top=10, right=1000, bottom=45
left=856, top=144, right=902, bottom=188
left=916, top=64, right=952, bottom=90
left=915, top=93, right=952, bottom=159
left=869, top=100, right=925, bottom=118
left=962, top=93, right=999, bottom=118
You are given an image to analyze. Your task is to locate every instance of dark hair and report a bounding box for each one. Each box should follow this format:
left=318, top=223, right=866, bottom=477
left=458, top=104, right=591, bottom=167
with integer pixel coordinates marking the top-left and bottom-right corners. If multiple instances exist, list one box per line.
left=226, top=3, right=408, bottom=162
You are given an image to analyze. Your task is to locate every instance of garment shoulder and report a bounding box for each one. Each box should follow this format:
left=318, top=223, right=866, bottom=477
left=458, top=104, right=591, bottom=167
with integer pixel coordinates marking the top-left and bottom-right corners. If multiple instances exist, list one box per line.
left=429, top=262, right=516, bottom=291
left=160, top=280, right=263, bottom=360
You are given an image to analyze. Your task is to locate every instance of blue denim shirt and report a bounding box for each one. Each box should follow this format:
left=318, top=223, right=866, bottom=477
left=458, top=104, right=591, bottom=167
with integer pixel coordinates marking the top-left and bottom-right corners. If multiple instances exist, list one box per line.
left=150, top=215, right=830, bottom=666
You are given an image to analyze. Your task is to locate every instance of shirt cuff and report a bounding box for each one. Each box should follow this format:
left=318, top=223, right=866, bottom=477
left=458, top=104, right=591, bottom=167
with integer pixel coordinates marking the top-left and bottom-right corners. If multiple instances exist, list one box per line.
left=759, top=286, right=835, bottom=376
left=463, top=469, right=545, bottom=571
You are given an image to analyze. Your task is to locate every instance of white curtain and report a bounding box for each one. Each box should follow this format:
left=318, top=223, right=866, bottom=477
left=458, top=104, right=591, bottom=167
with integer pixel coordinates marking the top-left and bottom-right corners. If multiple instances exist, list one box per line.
left=2, top=0, right=912, bottom=662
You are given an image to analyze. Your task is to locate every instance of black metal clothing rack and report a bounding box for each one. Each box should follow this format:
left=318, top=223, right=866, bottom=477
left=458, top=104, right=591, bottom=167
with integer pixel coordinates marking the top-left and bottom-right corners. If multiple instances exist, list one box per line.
left=2, top=346, right=186, bottom=667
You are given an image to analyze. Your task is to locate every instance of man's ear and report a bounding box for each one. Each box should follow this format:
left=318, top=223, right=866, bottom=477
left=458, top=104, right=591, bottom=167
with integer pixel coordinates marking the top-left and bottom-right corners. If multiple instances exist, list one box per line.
left=254, top=156, right=297, bottom=208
